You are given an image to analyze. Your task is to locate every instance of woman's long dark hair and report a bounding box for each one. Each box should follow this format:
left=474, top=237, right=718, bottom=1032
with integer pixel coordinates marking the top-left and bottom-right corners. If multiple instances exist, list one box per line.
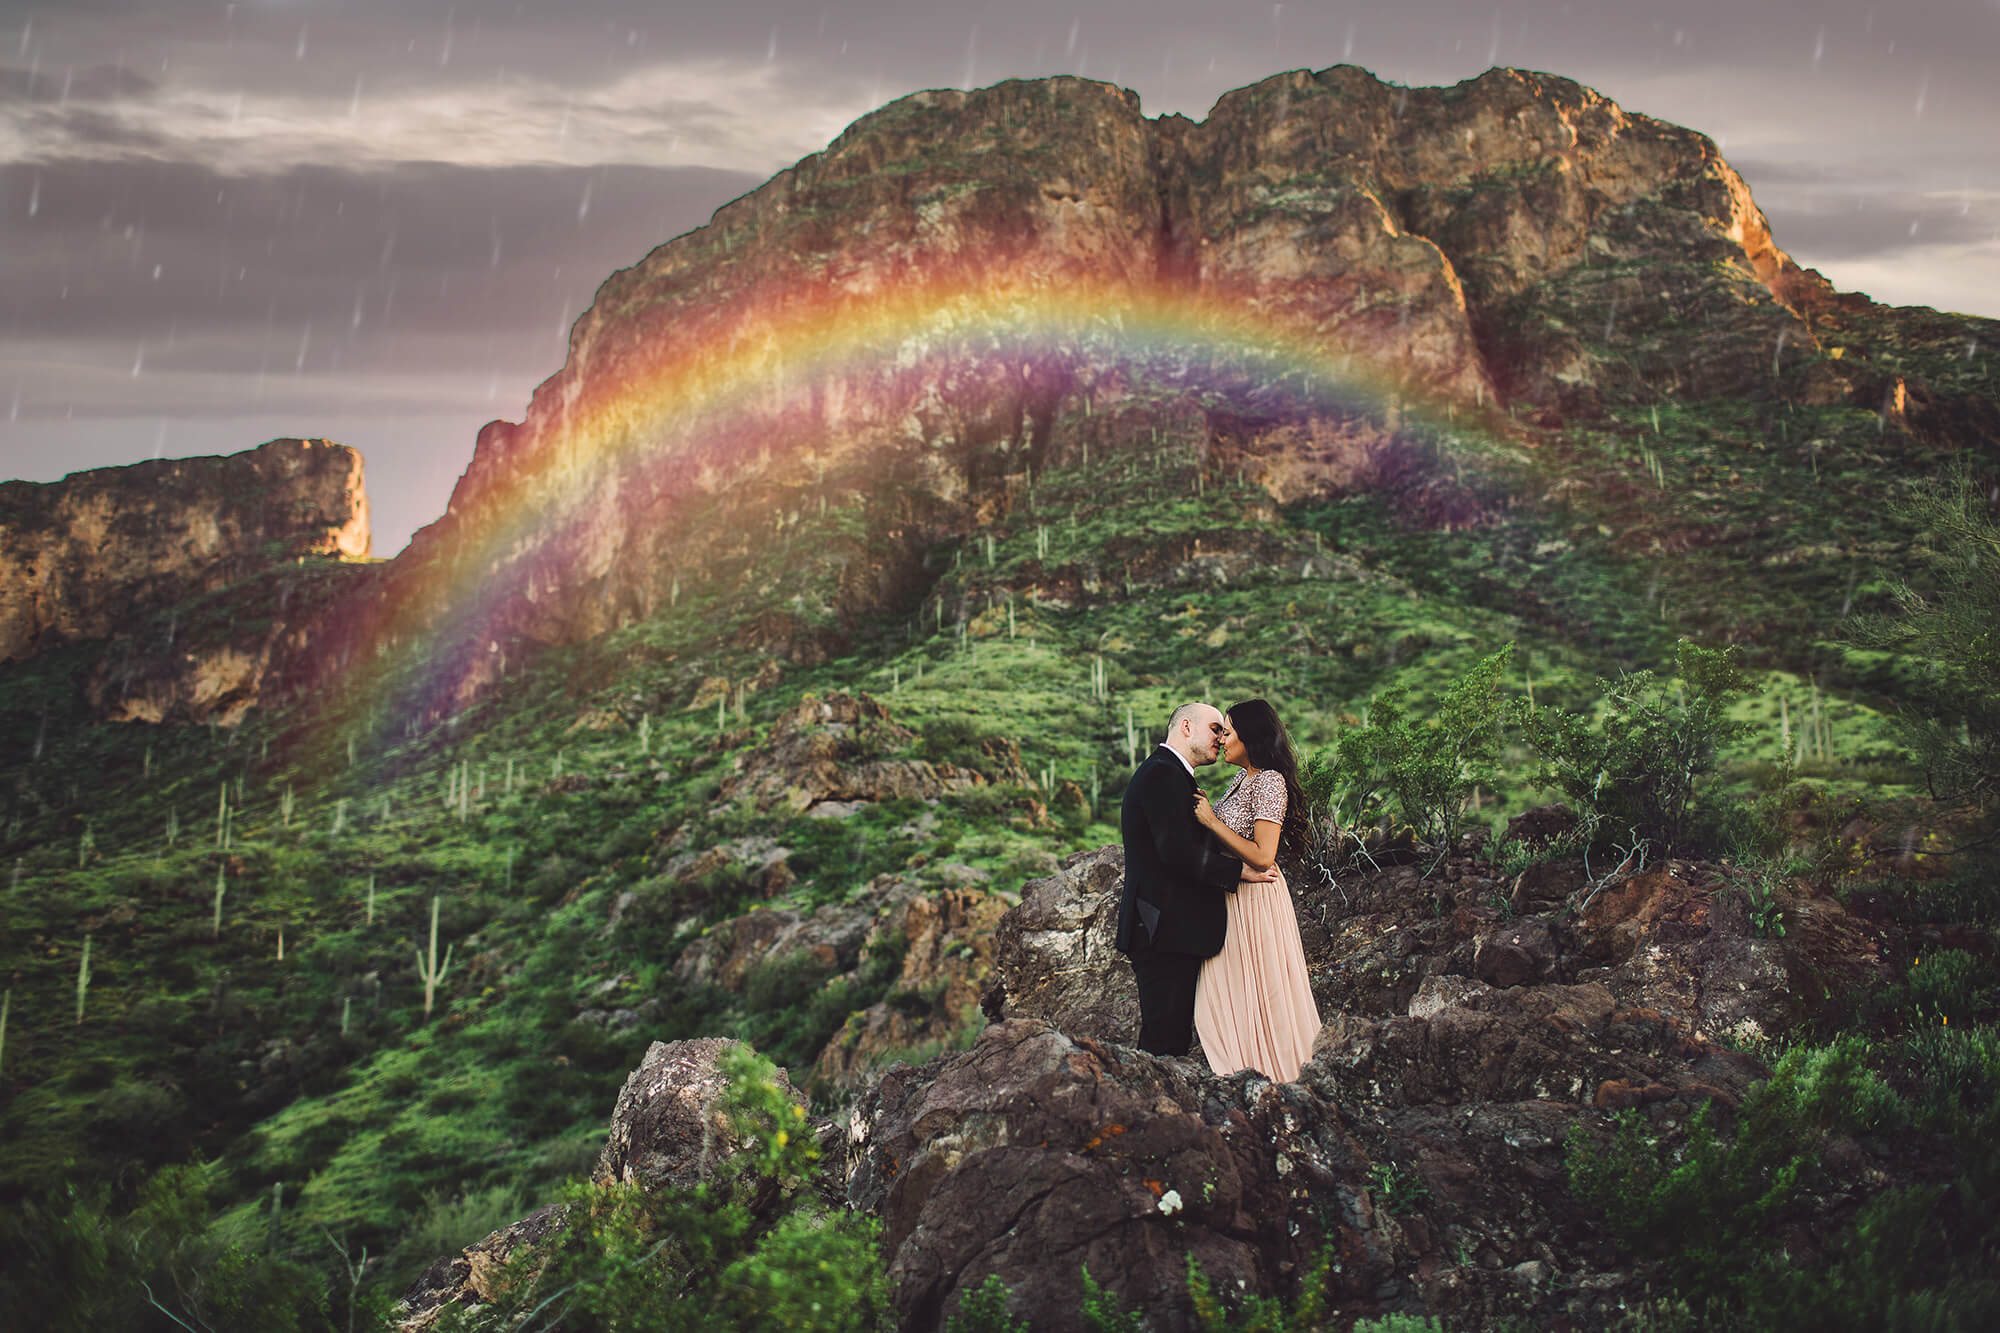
left=1227, top=699, right=1308, bottom=862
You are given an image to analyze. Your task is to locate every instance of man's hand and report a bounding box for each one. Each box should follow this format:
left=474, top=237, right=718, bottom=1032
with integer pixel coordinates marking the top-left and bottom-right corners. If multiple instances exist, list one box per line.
left=1239, top=863, right=1278, bottom=884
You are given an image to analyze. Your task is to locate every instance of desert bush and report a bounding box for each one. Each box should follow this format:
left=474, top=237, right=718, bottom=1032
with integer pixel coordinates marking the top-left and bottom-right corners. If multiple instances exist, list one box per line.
left=1079, top=1266, right=1146, bottom=1333
left=945, top=1273, right=1028, bottom=1333
left=1312, top=645, right=1513, bottom=858
left=918, top=717, right=989, bottom=770
left=1569, top=1036, right=1907, bottom=1317
left=1897, top=1021, right=2000, bottom=1130
left=1348, top=1315, right=1445, bottom=1333
left=1842, top=462, right=2000, bottom=808
left=1187, top=1246, right=1331, bottom=1331
left=446, top=1045, right=889, bottom=1333
left=0, top=1162, right=334, bottom=1333
left=593, top=811, right=659, bottom=866
left=1513, top=639, right=1749, bottom=856
left=741, top=932, right=905, bottom=1070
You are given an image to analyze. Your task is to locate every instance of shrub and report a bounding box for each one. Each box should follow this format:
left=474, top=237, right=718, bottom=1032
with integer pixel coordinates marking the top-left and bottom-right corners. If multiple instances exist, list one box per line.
left=1513, top=639, right=1749, bottom=856
left=455, top=1045, right=888, bottom=1333
left=1187, top=1246, right=1330, bottom=1331
left=946, top=1274, right=1028, bottom=1333
left=1315, top=645, right=1514, bottom=858
left=1842, top=462, right=2000, bottom=809
left=918, top=718, right=990, bottom=771
left=1349, top=1316, right=1446, bottom=1333
left=1079, top=1266, right=1146, bottom=1333
left=0, top=1162, right=334, bottom=1333
left=1568, top=1036, right=1905, bottom=1309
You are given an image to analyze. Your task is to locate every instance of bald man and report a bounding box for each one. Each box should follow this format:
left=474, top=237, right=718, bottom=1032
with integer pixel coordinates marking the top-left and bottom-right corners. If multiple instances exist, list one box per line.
left=1116, top=701, right=1264, bottom=1056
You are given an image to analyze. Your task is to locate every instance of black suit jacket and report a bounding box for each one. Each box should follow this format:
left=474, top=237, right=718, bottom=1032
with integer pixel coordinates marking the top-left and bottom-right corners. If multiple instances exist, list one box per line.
left=1116, top=747, right=1243, bottom=957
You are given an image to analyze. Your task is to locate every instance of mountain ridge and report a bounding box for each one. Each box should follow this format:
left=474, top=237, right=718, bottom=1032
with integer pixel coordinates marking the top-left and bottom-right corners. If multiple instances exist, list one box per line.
left=2, top=65, right=1997, bottom=1332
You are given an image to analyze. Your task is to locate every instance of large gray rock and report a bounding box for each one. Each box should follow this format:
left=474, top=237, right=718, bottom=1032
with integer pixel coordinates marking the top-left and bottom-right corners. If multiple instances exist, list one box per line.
left=984, top=845, right=1139, bottom=1044
left=845, top=1019, right=1394, bottom=1333
left=594, top=1037, right=803, bottom=1193
left=398, top=1037, right=808, bottom=1329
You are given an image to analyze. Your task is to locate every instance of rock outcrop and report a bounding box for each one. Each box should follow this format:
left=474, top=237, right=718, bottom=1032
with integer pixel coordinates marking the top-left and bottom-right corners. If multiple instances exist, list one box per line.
left=662, top=862, right=1011, bottom=1092
left=404, top=840, right=1911, bottom=1331
left=593, top=1037, right=807, bottom=1194
left=402, top=1036, right=807, bottom=1330
left=981, top=844, right=1138, bottom=1043
left=325, top=66, right=1867, bottom=720
left=0, top=438, right=368, bottom=665
left=988, top=843, right=1880, bottom=1053
left=720, top=692, right=1030, bottom=814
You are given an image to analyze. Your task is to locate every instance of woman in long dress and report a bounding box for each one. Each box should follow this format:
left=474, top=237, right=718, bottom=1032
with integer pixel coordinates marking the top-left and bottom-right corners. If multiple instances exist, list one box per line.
left=1190, top=699, right=1322, bottom=1082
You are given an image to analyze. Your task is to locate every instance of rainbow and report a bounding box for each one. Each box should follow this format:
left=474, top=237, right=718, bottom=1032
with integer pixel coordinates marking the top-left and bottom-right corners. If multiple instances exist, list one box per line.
left=348, top=263, right=1497, bottom=735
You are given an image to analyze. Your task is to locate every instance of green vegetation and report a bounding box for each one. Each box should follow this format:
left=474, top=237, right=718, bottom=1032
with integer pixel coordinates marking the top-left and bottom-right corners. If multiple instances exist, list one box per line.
left=433, top=1046, right=889, bottom=1333
left=1, top=304, right=1992, bottom=1328
left=1565, top=1035, right=2000, bottom=1329
left=1320, top=645, right=1513, bottom=856
left=1187, top=1248, right=1332, bottom=1331
left=1512, top=640, right=1751, bottom=856
left=1843, top=461, right=2000, bottom=808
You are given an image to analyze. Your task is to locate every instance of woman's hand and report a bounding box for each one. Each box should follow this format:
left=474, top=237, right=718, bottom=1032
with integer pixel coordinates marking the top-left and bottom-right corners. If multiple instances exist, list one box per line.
left=1193, top=791, right=1219, bottom=830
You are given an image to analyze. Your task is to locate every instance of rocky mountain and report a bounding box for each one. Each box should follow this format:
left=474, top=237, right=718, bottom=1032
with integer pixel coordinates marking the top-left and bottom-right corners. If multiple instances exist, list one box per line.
left=266, top=65, right=1987, bottom=724
left=0, top=438, right=368, bottom=699
left=2, top=66, right=1997, bottom=1333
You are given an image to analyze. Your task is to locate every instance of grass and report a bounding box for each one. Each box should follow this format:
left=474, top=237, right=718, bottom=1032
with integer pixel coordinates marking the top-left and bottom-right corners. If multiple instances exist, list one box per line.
left=0, top=303, right=1988, bottom=1324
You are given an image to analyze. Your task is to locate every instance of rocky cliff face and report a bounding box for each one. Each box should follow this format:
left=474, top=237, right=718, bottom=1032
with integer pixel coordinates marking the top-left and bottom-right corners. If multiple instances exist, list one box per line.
left=0, top=438, right=369, bottom=669
left=351, top=66, right=1841, bottom=715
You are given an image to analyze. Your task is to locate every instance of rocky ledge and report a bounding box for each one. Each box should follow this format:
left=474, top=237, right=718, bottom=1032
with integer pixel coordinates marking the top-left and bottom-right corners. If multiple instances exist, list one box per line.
left=405, top=828, right=1909, bottom=1331
left=0, top=438, right=369, bottom=666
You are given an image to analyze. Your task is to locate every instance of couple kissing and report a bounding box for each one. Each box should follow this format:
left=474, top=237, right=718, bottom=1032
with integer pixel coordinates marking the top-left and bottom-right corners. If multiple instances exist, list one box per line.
left=1114, top=700, right=1323, bottom=1083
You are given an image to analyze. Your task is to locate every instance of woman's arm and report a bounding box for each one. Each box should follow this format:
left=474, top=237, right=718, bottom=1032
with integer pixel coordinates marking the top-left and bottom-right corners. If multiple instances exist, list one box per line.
left=1193, top=795, right=1282, bottom=871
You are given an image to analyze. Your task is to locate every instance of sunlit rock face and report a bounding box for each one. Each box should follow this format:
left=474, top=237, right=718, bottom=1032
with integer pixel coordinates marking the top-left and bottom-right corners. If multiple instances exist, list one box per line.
left=0, top=437, right=369, bottom=670
left=375, top=67, right=1818, bottom=696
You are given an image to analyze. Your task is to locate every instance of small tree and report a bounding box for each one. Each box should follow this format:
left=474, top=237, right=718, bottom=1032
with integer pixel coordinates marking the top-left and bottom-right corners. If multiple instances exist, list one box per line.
left=1512, top=639, right=1749, bottom=856
left=1843, top=463, right=2000, bottom=808
left=1320, top=645, right=1514, bottom=860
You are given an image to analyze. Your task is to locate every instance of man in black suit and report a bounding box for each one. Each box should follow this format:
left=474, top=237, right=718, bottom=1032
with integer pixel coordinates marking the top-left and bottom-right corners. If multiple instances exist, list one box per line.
left=1116, top=701, right=1268, bottom=1056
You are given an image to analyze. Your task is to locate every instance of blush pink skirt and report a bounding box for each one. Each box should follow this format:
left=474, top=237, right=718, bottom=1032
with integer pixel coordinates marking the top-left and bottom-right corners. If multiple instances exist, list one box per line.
left=1194, top=868, right=1322, bottom=1082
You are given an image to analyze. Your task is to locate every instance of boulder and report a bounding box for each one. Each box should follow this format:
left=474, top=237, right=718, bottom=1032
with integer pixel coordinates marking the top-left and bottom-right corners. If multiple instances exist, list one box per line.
left=594, top=1037, right=805, bottom=1194
left=845, top=1018, right=1393, bottom=1332
left=399, top=1204, right=568, bottom=1331
left=400, top=1038, right=800, bottom=1329
left=983, top=845, right=1137, bottom=1044
left=1473, top=918, right=1560, bottom=989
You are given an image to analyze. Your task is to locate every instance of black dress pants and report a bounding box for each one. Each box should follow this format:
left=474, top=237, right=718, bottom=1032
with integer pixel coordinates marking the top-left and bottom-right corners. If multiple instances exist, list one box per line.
left=1128, top=947, right=1205, bottom=1056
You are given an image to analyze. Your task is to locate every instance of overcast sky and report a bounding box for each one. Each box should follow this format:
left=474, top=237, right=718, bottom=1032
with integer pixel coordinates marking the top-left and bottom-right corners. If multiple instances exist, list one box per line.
left=3, top=0, right=1996, bottom=554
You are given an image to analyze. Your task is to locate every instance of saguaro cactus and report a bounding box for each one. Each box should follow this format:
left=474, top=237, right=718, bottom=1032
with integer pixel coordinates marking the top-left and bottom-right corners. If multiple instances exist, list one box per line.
left=414, top=896, right=454, bottom=1020
left=75, top=935, right=92, bottom=1025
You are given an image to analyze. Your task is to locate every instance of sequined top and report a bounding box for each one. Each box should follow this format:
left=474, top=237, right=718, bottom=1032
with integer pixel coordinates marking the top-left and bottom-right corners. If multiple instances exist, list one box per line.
left=1211, top=768, right=1287, bottom=840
